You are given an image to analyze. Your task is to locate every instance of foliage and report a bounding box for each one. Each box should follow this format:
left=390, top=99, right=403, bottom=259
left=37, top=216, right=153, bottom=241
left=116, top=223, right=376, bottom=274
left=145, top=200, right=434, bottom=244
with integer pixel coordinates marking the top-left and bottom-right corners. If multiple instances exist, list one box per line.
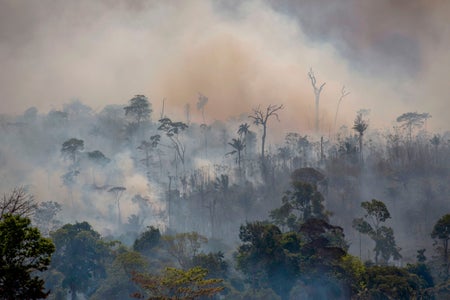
left=124, top=95, right=152, bottom=125
left=91, top=248, right=148, bottom=300
left=132, top=266, right=224, bottom=300
left=61, top=138, right=84, bottom=164
left=50, top=221, right=114, bottom=298
left=270, top=180, right=328, bottom=231
left=353, top=199, right=401, bottom=265
left=163, top=232, right=208, bottom=269
left=191, top=251, right=228, bottom=279
left=133, top=226, right=161, bottom=255
left=0, top=214, right=55, bottom=299
left=431, top=214, right=450, bottom=280
left=359, top=265, right=432, bottom=300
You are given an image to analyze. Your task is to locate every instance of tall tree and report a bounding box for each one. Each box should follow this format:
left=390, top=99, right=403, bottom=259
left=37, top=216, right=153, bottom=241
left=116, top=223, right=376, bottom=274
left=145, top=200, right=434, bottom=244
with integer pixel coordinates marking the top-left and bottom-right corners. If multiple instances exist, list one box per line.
left=249, top=104, right=284, bottom=164
left=227, top=138, right=245, bottom=172
left=108, top=186, right=126, bottom=227
left=158, top=117, right=188, bottom=174
left=0, top=214, right=55, bottom=299
left=352, top=112, right=369, bottom=164
left=308, top=68, right=326, bottom=132
left=334, top=85, right=350, bottom=135
left=396, top=112, right=431, bottom=142
left=61, top=138, right=84, bottom=166
left=352, top=199, right=401, bottom=265
left=124, top=95, right=152, bottom=129
left=197, top=93, right=208, bottom=124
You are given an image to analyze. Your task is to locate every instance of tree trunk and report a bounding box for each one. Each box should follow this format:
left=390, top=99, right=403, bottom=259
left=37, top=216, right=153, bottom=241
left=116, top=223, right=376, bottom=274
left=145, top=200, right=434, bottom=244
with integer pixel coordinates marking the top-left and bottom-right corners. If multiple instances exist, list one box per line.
left=315, top=93, right=320, bottom=132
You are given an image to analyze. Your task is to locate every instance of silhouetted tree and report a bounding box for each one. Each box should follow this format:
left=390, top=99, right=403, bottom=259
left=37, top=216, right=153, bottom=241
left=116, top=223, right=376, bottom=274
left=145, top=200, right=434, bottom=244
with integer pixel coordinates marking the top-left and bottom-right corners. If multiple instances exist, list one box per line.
left=308, top=68, right=326, bottom=132
left=334, top=85, right=350, bottom=134
left=396, top=112, right=431, bottom=142
left=352, top=112, right=369, bottom=163
left=249, top=104, right=284, bottom=164
left=352, top=199, right=401, bottom=265
left=124, top=95, right=152, bottom=129
left=61, top=138, right=84, bottom=165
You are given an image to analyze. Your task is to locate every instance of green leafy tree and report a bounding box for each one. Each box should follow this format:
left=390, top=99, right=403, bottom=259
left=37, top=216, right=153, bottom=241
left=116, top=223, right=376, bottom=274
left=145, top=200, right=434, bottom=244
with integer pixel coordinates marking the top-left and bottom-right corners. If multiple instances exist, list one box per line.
left=352, top=199, right=401, bottom=265
left=133, top=226, right=161, bottom=255
left=0, top=214, right=55, bottom=299
left=236, top=222, right=298, bottom=300
left=91, top=248, right=148, bottom=300
left=50, top=222, right=113, bottom=300
left=270, top=180, right=328, bottom=231
left=431, top=214, right=450, bottom=280
left=132, top=266, right=224, bottom=300
left=360, top=265, right=431, bottom=300
left=191, top=252, right=228, bottom=280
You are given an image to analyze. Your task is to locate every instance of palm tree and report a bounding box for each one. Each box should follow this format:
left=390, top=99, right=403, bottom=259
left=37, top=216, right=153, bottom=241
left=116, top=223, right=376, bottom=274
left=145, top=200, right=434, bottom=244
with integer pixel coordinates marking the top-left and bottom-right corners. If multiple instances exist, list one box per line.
left=352, top=113, right=369, bottom=164
left=237, top=123, right=250, bottom=139
left=227, top=138, right=245, bottom=172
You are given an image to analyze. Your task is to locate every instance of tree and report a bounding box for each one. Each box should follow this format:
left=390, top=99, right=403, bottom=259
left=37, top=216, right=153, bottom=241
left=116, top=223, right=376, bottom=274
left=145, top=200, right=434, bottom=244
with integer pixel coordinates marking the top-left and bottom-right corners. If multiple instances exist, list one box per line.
left=308, top=68, right=326, bottom=132
left=61, top=138, right=84, bottom=165
left=158, top=118, right=188, bottom=174
left=197, top=93, right=208, bottom=124
left=237, top=123, right=250, bottom=139
left=333, top=85, right=350, bottom=134
left=352, top=199, right=401, bottom=265
left=108, top=186, right=126, bottom=227
left=50, top=222, right=113, bottom=300
left=124, top=95, right=152, bottom=129
left=86, top=150, right=110, bottom=184
left=132, top=266, right=223, bottom=300
left=137, top=135, right=160, bottom=178
left=163, top=232, right=208, bottom=270
left=0, top=187, right=37, bottom=219
left=352, top=112, right=369, bottom=163
left=396, top=112, right=431, bottom=142
left=0, top=214, right=55, bottom=299
left=249, top=104, right=284, bottom=164
left=270, top=179, right=328, bottom=232
left=133, top=226, right=161, bottom=256
left=431, top=214, right=450, bottom=280
left=227, top=138, right=245, bottom=172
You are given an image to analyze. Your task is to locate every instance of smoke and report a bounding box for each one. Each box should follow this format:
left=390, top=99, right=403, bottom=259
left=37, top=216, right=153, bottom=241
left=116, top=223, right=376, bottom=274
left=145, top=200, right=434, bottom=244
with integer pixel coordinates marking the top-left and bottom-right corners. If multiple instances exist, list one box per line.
left=0, top=0, right=448, bottom=135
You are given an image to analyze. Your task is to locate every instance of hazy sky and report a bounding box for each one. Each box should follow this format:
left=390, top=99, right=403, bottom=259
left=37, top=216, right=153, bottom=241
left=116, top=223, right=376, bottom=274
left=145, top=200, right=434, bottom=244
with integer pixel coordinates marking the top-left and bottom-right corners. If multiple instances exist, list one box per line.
left=1, top=0, right=449, bottom=132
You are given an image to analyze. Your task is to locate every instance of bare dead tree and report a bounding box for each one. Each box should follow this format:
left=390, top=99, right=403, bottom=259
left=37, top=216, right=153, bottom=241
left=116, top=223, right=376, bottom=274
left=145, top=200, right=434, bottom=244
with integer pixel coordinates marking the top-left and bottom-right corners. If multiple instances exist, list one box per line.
left=334, top=85, right=350, bottom=135
left=249, top=104, right=284, bottom=163
left=0, top=186, right=37, bottom=219
left=308, top=68, right=326, bottom=132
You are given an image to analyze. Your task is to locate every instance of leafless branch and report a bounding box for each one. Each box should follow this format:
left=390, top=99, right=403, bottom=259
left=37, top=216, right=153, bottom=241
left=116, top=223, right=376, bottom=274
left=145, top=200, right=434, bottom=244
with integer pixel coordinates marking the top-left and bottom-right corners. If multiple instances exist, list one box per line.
left=0, top=186, right=37, bottom=219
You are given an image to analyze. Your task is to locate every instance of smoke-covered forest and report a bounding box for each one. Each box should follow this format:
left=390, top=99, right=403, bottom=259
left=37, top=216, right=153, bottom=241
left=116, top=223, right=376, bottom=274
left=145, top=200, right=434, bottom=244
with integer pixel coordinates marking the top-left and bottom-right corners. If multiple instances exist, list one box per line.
left=1, top=1, right=449, bottom=299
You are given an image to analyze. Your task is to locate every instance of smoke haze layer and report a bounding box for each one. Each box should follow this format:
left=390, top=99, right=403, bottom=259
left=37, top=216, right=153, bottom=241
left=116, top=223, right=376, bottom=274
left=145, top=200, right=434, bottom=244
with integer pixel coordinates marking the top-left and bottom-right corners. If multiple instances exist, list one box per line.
left=0, top=0, right=449, bottom=132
